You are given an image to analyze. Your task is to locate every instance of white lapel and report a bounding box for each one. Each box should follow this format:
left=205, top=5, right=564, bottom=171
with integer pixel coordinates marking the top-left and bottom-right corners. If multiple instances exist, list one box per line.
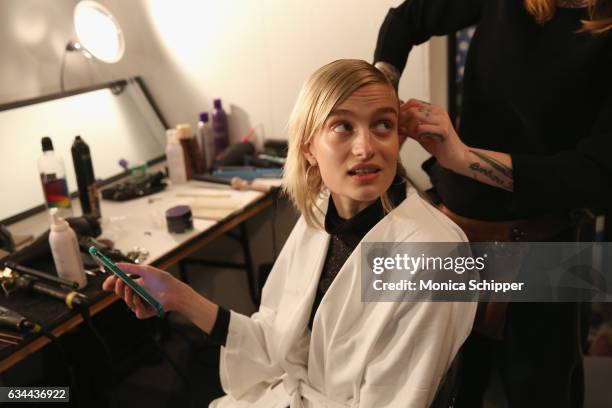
left=275, top=199, right=331, bottom=358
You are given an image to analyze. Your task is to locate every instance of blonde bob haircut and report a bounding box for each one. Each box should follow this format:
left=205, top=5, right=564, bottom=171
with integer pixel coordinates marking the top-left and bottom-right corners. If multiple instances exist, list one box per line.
left=524, top=0, right=612, bottom=34
left=283, top=59, right=407, bottom=229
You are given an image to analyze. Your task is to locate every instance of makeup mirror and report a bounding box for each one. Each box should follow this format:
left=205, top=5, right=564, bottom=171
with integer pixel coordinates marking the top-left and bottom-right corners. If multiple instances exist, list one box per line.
left=0, top=77, right=168, bottom=224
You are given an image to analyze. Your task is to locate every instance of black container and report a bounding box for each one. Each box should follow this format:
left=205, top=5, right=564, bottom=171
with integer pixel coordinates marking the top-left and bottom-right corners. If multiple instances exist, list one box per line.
left=71, top=136, right=100, bottom=218
left=165, top=205, right=193, bottom=233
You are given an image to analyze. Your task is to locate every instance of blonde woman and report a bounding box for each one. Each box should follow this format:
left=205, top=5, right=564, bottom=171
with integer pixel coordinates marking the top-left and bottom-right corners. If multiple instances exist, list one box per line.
left=103, top=59, right=476, bottom=407
left=374, top=0, right=612, bottom=407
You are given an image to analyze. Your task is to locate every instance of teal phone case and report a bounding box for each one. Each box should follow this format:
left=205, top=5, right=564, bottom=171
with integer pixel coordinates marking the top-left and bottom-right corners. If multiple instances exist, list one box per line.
left=89, top=246, right=165, bottom=318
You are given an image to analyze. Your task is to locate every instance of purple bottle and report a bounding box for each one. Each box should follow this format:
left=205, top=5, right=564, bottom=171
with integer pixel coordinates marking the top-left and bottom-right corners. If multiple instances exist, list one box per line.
left=212, top=98, right=230, bottom=155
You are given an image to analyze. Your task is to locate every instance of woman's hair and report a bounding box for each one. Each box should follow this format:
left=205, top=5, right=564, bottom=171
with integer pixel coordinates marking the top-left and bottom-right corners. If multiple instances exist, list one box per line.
left=283, top=59, right=406, bottom=229
left=524, top=0, right=612, bottom=34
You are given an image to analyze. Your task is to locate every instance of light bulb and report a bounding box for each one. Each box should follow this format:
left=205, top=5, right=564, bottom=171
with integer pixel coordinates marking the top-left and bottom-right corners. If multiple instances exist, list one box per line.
left=73, top=1, right=124, bottom=63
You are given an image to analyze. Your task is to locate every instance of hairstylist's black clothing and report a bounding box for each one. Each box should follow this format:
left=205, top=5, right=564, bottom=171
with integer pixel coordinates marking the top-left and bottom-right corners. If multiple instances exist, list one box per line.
left=208, top=182, right=406, bottom=346
left=374, top=1, right=611, bottom=407
left=374, top=0, right=612, bottom=221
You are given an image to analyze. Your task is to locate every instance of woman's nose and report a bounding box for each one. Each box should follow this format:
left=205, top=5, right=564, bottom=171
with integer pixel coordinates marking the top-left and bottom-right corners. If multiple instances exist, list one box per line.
left=352, top=130, right=375, bottom=159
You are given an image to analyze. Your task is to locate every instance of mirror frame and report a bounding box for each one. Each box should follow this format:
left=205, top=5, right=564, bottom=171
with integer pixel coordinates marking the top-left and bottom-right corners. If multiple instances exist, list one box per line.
left=0, top=77, right=169, bottom=225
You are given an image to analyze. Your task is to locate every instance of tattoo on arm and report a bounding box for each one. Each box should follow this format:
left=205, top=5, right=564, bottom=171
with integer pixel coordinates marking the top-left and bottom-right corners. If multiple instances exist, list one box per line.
left=467, top=150, right=514, bottom=191
left=469, top=150, right=514, bottom=178
left=468, top=163, right=506, bottom=186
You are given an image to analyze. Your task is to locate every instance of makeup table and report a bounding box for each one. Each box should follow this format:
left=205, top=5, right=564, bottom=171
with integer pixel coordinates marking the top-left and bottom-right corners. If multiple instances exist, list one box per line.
left=0, top=179, right=281, bottom=372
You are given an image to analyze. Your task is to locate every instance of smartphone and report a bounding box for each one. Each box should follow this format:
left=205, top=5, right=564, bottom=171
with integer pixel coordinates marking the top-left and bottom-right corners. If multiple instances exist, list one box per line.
left=89, top=246, right=165, bottom=317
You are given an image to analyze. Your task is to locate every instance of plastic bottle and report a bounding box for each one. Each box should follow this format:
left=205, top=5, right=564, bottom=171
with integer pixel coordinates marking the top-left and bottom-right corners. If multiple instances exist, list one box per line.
left=71, top=136, right=101, bottom=218
left=212, top=99, right=230, bottom=155
left=38, top=136, right=72, bottom=218
left=176, top=123, right=204, bottom=175
left=197, top=112, right=215, bottom=170
left=165, top=129, right=187, bottom=184
left=48, top=208, right=87, bottom=289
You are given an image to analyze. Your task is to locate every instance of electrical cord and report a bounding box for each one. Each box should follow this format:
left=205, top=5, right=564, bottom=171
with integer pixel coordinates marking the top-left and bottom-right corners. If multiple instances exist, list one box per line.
left=59, top=48, right=69, bottom=93
left=271, top=193, right=278, bottom=259
left=37, top=326, right=80, bottom=405
left=79, top=308, right=114, bottom=369
left=78, top=309, right=119, bottom=408
left=149, top=321, right=196, bottom=408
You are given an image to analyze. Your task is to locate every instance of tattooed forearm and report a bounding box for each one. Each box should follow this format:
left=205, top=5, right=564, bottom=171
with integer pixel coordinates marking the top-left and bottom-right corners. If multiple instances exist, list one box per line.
left=461, top=149, right=514, bottom=191
left=469, top=150, right=514, bottom=179
left=469, top=163, right=505, bottom=185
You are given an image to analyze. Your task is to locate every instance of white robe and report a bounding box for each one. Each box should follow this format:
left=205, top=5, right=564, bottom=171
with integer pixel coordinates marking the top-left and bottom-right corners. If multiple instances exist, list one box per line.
left=211, top=186, right=476, bottom=407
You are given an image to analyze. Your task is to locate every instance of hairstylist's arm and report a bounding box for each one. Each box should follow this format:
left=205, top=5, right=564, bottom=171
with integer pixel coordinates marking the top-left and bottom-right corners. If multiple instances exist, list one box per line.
left=102, top=263, right=219, bottom=334
left=401, top=99, right=515, bottom=192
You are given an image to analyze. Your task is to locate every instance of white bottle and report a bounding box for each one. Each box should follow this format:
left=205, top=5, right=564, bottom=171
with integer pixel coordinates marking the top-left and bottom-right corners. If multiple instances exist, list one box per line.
left=48, top=208, right=87, bottom=289
left=165, top=129, right=187, bottom=184
left=38, top=136, right=73, bottom=218
left=197, top=112, right=215, bottom=170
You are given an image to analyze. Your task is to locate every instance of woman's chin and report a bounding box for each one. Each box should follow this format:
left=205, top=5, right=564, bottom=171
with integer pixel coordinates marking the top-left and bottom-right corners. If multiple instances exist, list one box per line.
left=348, top=188, right=387, bottom=204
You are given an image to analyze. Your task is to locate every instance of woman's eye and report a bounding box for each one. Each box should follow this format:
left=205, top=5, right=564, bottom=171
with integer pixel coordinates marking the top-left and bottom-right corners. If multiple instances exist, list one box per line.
left=374, top=120, right=394, bottom=132
left=332, top=122, right=352, bottom=133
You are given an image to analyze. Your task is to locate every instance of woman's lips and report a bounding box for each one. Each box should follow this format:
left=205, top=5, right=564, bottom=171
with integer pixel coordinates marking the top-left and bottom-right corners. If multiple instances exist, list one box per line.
left=348, top=168, right=381, bottom=182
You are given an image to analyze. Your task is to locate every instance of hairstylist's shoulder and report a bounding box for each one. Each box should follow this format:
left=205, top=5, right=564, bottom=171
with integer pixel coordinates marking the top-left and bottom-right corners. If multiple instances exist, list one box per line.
left=394, top=187, right=468, bottom=243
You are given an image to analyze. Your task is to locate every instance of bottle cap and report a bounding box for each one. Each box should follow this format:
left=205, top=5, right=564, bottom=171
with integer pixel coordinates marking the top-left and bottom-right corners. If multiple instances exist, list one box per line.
left=213, top=99, right=222, bottom=109
left=166, top=129, right=177, bottom=144
left=199, top=112, right=209, bottom=122
left=175, top=123, right=193, bottom=139
left=41, top=137, right=54, bottom=152
left=50, top=208, right=69, bottom=232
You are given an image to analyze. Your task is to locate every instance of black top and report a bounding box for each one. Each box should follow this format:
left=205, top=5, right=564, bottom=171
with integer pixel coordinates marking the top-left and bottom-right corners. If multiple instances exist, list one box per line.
left=209, top=181, right=407, bottom=346
left=374, top=0, right=612, bottom=220
left=308, top=180, right=406, bottom=329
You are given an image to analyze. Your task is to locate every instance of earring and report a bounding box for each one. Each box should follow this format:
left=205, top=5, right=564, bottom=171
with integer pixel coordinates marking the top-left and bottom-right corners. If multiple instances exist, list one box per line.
left=305, top=164, right=317, bottom=186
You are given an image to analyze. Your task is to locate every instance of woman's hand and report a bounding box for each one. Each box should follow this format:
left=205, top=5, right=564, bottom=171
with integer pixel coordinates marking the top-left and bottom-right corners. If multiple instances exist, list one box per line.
left=102, top=263, right=187, bottom=319
left=399, top=99, right=469, bottom=170
left=102, top=263, right=220, bottom=334
left=399, top=98, right=514, bottom=191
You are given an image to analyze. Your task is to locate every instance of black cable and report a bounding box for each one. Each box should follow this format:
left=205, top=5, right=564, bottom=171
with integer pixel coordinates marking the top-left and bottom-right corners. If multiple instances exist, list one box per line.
left=59, top=48, right=69, bottom=93
left=149, top=331, right=196, bottom=408
left=271, top=193, right=278, bottom=259
left=79, top=309, right=115, bottom=369
left=79, top=309, right=119, bottom=408
left=38, top=326, right=80, bottom=405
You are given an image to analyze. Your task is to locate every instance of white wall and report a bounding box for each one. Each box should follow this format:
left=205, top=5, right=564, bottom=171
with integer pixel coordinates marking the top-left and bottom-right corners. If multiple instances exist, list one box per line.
left=1, top=0, right=443, bottom=188
left=139, top=0, right=430, bottom=139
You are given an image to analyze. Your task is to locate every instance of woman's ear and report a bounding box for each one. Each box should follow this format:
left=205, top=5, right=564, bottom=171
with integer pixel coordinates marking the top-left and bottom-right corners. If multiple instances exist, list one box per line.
left=303, top=144, right=317, bottom=166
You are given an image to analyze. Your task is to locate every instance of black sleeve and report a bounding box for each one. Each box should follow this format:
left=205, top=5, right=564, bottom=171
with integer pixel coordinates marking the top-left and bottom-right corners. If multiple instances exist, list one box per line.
left=511, top=84, right=612, bottom=213
left=373, top=0, right=484, bottom=73
left=207, top=306, right=231, bottom=347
